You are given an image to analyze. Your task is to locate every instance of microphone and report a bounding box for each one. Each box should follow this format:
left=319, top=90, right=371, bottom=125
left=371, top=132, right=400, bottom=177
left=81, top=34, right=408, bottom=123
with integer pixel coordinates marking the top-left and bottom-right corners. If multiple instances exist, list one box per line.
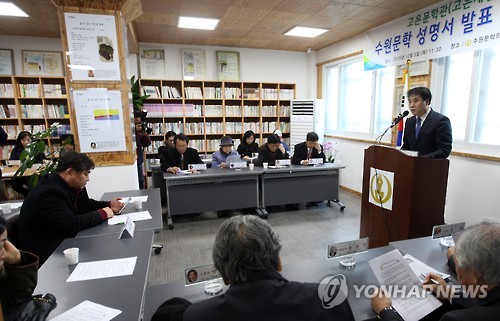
left=390, top=110, right=409, bottom=128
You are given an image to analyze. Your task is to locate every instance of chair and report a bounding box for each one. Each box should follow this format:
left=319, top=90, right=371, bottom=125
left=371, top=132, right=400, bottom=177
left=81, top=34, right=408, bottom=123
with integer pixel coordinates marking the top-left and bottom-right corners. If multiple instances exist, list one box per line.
left=5, top=213, right=20, bottom=247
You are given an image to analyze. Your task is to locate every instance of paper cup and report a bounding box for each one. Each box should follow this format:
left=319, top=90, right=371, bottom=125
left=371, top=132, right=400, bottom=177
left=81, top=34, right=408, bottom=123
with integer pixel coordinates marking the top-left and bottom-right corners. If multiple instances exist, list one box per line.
left=1, top=203, right=11, bottom=214
left=263, top=162, right=268, bottom=169
left=248, top=163, right=254, bottom=170
left=63, top=247, right=79, bottom=265
left=134, top=200, right=142, bottom=210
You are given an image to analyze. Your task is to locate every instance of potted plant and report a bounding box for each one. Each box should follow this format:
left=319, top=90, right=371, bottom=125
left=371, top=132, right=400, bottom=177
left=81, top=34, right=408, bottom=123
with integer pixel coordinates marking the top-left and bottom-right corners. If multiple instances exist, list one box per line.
left=130, top=75, right=150, bottom=114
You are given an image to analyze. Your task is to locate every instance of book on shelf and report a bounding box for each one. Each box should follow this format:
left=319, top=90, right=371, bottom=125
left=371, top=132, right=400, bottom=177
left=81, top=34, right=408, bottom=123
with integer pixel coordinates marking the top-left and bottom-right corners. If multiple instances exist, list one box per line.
left=205, top=122, right=223, bottom=134
left=262, top=121, right=277, bottom=133
left=0, top=104, right=17, bottom=118
left=162, top=86, right=181, bottom=99
left=0, top=84, right=14, bottom=97
left=243, top=105, right=259, bottom=117
left=164, top=121, right=184, bottom=133
left=225, top=105, right=242, bottom=117
left=279, top=105, right=291, bottom=116
left=184, top=87, right=203, bottom=99
left=204, top=87, right=222, bottom=99
left=46, top=104, right=68, bottom=118
left=18, top=84, right=40, bottom=98
left=162, top=103, right=183, bottom=117
left=50, top=124, right=71, bottom=137
left=262, top=88, right=278, bottom=100
left=189, top=139, right=205, bottom=151
left=143, top=104, right=163, bottom=117
left=185, top=122, right=205, bottom=135
left=43, top=84, right=66, bottom=97
left=1, top=146, right=11, bottom=160
left=243, top=122, right=260, bottom=133
left=205, top=105, right=223, bottom=117
left=279, top=89, right=295, bottom=100
left=224, top=87, right=241, bottom=99
left=243, top=87, right=259, bottom=99
left=21, top=105, right=44, bottom=118
left=24, top=124, right=47, bottom=134
left=5, top=125, right=20, bottom=139
left=262, top=105, right=277, bottom=117
left=141, top=86, right=161, bottom=98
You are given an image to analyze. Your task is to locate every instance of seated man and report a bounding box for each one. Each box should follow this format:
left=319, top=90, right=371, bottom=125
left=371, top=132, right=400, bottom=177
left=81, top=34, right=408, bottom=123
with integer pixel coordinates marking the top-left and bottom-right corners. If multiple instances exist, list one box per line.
left=0, top=216, right=38, bottom=319
left=256, top=134, right=289, bottom=166
left=161, top=134, right=203, bottom=174
left=184, top=215, right=354, bottom=321
left=273, top=129, right=290, bottom=152
left=291, top=131, right=326, bottom=165
left=372, top=220, right=500, bottom=321
left=59, top=133, right=75, bottom=156
left=19, top=151, right=122, bottom=265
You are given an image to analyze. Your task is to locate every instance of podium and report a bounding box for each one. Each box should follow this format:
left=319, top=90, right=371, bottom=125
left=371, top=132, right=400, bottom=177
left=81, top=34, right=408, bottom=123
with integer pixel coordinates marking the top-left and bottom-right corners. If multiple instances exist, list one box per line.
left=360, top=146, right=449, bottom=248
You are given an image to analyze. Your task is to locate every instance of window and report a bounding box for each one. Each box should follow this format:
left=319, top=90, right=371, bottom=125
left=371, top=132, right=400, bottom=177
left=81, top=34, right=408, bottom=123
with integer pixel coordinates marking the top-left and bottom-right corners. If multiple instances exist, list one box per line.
left=324, top=54, right=395, bottom=140
left=438, top=44, right=500, bottom=155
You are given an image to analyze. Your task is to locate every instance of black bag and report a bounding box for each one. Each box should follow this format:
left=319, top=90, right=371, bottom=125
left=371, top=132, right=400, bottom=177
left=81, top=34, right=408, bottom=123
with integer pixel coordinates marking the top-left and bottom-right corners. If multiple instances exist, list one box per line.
left=15, top=294, right=56, bottom=321
left=151, top=297, right=191, bottom=321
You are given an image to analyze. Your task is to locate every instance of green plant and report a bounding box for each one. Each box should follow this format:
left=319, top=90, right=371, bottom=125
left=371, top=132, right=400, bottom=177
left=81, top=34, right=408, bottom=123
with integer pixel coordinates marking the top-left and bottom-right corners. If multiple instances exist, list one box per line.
left=14, top=123, right=68, bottom=189
left=130, top=75, right=150, bottom=114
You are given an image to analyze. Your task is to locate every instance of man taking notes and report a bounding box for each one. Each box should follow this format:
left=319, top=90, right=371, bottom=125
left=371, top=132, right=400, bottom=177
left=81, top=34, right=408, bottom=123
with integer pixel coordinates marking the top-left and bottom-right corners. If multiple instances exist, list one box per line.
left=161, top=133, right=203, bottom=174
left=292, top=131, right=326, bottom=165
left=401, top=87, right=452, bottom=159
left=19, top=151, right=122, bottom=265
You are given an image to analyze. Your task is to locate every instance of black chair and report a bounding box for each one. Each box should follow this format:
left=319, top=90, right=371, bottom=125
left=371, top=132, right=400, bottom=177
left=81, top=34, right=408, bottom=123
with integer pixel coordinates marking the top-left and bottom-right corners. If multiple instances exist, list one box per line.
left=5, top=213, right=20, bottom=247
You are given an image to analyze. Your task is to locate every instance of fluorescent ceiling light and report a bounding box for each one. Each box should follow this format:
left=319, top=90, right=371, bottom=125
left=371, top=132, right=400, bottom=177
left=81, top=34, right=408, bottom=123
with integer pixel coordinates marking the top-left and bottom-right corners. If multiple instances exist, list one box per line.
left=178, top=16, right=219, bottom=30
left=0, top=2, right=29, bottom=17
left=285, top=26, right=328, bottom=38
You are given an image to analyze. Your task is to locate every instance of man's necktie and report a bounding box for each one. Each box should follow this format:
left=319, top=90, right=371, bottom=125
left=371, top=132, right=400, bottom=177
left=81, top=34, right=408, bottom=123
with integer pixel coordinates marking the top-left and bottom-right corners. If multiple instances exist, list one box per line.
left=307, top=148, right=312, bottom=159
left=415, top=117, right=422, bottom=138
left=180, top=154, right=186, bottom=170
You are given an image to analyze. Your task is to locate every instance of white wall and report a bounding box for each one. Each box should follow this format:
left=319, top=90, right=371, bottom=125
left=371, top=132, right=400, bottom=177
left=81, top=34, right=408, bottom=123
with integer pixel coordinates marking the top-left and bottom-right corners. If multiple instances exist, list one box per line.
left=319, top=36, right=500, bottom=226
left=133, top=43, right=310, bottom=98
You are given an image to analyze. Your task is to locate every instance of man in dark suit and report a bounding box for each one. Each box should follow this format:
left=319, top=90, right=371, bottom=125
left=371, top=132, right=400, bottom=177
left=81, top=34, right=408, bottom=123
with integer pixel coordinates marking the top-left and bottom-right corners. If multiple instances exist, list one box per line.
left=184, top=215, right=355, bottom=321
left=372, top=220, right=500, bottom=321
left=256, top=134, right=289, bottom=166
left=161, top=133, right=203, bottom=174
left=291, top=131, right=326, bottom=165
left=401, top=87, right=452, bottom=159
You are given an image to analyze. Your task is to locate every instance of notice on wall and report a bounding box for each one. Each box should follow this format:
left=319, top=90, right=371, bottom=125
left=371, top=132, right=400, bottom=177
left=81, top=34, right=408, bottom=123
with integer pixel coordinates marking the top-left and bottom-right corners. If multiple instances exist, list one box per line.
left=73, top=89, right=126, bottom=153
left=64, top=12, right=121, bottom=81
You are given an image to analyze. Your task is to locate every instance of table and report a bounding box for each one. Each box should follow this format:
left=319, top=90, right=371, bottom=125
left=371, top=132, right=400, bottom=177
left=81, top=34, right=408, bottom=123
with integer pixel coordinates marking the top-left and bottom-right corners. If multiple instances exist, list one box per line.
left=390, top=236, right=458, bottom=283
left=260, top=163, right=345, bottom=217
left=163, top=168, right=262, bottom=229
left=76, top=188, right=163, bottom=237
left=34, top=230, right=154, bottom=321
left=143, top=245, right=395, bottom=321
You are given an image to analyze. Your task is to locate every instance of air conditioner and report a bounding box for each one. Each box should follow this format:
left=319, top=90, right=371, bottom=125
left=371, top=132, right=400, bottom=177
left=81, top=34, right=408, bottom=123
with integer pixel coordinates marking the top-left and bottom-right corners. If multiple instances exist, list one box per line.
left=290, top=99, right=324, bottom=152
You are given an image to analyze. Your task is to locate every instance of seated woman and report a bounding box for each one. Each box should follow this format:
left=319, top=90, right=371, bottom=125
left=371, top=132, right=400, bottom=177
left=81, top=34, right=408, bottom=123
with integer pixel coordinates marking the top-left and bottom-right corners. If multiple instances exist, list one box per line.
left=212, top=136, right=239, bottom=169
left=9, top=132, right=45, bottom=196
left=236, top=130, right=259, bottom=159
left=0, top=216, right=39, bottom=319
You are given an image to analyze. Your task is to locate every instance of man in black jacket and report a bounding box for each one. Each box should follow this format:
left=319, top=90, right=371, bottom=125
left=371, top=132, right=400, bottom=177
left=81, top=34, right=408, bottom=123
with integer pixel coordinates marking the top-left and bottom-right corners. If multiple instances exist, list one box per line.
left=184, top=215, right=354, bottom=321
left=401, top=87, right=452, bottom=159
left=256, top=134, right=289, bottom=167
left=291, top=131, right=326, bottom=165
left=161, top=134, right=203, bottom=174
left=18, top=151, right=122, bottom=265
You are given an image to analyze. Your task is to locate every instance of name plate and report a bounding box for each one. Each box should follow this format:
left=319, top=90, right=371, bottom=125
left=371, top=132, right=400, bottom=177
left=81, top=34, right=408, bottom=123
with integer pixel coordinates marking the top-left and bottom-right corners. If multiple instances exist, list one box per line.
left=432, top=222, right=465, bottom=239
left=188, top=163, right=207, bottom=171
left=308, top=158, right=324, bottom=165
left=229, top=162, right=247, bottom=169
left=119, top=216, right=135, bottom=239
left=184, top=264, right=222, bottom=286
left=327, top=237, right=369, bottom=259
left=275, top=159, right=291, bottom=166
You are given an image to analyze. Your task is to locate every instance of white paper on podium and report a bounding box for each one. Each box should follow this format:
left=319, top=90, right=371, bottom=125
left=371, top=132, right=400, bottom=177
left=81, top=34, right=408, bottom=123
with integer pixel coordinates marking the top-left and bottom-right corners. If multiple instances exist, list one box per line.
left=368, top=249, right=442, bottom=321
left=108, top=211, right=152, bottom=225
left=50, top=300, right=121, bottom=321
left=404, top=254, right=451, bottom=282
left=66, top=257, right=137, bottom=282
left=118, top=196, right=148, bottom=203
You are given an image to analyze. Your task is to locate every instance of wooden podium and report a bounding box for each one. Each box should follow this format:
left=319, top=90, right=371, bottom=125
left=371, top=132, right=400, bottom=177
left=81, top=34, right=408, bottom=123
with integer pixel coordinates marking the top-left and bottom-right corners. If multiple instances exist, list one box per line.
left=360, top=145, right=449, bottom=248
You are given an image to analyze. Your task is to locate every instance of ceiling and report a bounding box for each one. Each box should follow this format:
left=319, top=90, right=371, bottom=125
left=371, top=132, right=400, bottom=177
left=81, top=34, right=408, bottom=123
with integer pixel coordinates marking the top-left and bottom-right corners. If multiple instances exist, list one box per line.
left=1, top=0, right=444, bottom=52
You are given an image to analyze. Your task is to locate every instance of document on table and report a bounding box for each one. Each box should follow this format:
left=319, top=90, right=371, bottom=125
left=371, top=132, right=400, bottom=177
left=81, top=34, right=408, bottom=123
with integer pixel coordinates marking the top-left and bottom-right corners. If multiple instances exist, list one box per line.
left=108, top=210, right=152, bottom=225
left=66, top=257, right=137, bottom=282
left=404, top=253, right=451, bottom=283
left=119, top=196, right=148, bottom=203
left=369, top=249, right=442, bottom=321
left=50, top=300, right=121, bottom=321
left=9, top=202, right=23, bottom=209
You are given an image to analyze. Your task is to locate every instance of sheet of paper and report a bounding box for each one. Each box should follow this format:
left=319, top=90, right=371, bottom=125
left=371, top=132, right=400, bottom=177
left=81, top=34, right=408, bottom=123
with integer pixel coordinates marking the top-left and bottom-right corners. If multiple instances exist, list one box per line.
left=9, top=202, right=23, bottom=209
left=119, top=196, right=148, bottom=203
left=50, top=300, right=121, bottom=321
left=107, top=211, right=152, bottom=225
left=66, top=257, right=137, bottom=282
left=404, top=254, right=451, bottom=282
left=369, top=249, right=442, bottom=321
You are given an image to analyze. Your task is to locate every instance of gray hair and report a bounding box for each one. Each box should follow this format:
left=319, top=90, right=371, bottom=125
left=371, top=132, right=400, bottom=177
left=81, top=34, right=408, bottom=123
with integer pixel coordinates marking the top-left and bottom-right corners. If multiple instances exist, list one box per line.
left=212, top=215, right=282, bottom=284
left=454, top=220, right=500, bottom=285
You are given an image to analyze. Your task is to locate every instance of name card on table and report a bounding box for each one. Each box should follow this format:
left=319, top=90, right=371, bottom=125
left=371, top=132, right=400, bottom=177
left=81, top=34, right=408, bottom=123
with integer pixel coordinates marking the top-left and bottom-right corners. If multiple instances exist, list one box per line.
left=432, top=222, right=465, bottom=239
left=188, top=163, right=207, bottom=171
left=229, top=162, right=247, bottom=169
left=327, top=237, right=369, bottom=259
left=275, top=159, right=291, bottom=166
left=184, top=264, right=222, bottom=286
left=308, top=158, right=324, bottom=165
left=119, top=216, right=135, bottom=239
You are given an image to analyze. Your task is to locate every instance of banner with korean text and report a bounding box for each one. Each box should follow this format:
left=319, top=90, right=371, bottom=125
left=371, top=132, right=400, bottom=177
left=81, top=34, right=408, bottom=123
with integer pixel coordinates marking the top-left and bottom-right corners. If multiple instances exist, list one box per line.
left=364, top=0, right=498, bottom=70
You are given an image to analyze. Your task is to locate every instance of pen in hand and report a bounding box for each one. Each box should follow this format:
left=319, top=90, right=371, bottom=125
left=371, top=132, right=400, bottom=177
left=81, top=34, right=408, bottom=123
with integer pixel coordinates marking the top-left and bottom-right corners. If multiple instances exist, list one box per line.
left=420, top=273, right=440, bottom=285
left=118, top=197, right=131, bottom=214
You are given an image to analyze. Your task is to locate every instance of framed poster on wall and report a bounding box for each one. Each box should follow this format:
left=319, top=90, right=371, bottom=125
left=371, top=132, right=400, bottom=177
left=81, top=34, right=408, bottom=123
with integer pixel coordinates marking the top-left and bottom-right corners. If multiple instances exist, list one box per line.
left=216, top=51, right=240, bottom=81
left=0, top=49, right=14, bottom=75
left=22, top=50, right=64, bottom=76
left=139, top=47, right=167, bottom=79
left=182, top=49, right=206, bottom=80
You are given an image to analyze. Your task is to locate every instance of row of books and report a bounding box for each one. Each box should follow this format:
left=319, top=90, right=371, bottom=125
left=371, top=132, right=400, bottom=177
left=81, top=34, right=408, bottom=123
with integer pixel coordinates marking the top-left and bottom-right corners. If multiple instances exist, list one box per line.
left=141, top=86, right=161, bottom=98
left=184, top=122, right=205, bottom=135
left=225, top=105, right=242, bottom=117
left=162, top=86, right=182, bottom=98
left=3, top=125, right=21, bottom=139
left=0, top=105, right=17, bottom=118
left=185, top=87, right=203, bottom=99
left=43, top=84, right=66, bottom=97
left=262, top=88, right=295, bottom=100
left=205, top=87, right=223, bottom=99
left=0, top=146, right=11, bottom=159
left=205, top=105, right=223, bottom=117
left=143, top=103, right=205, bottom=117
left=243, top=88, right=259, bottom=99
left=224, top=87, right=241, bottom=99
left=205, top=122, right=224, bottom=134
left=18, top=84, right=40, bottom=97
left=46, top=104, right=69, bottom=118
left=262, top=105, right=278, bottom=117
left=0, top=84, right=14, bottom=97
left=21, top=105, right=44, bottom=118
left=23, top=124, right=46, bottom=134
